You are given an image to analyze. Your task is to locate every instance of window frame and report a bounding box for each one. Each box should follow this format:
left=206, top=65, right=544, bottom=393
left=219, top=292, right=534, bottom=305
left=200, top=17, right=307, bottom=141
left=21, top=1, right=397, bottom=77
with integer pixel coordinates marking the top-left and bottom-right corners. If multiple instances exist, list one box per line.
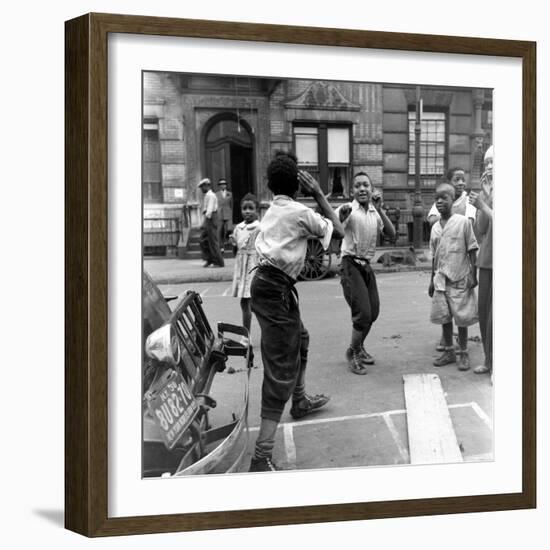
left=142, top=118, right=163, bottom=203
left=407, top=107, right=449, bottom=187
left=292, top=121, right=353, bottom=196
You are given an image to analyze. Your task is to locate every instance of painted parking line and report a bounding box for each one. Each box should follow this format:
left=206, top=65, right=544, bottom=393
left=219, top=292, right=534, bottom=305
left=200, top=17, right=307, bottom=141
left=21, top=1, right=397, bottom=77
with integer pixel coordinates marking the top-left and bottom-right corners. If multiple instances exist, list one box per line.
left=199, top=287, right=211, bottom=297
left=283, top=424, right=297, bottom=469
left=248, top=402, right=485, bottom=432
left=248, top=401, right=490, bottom=467
left=469, top=401, right=493, bottom=431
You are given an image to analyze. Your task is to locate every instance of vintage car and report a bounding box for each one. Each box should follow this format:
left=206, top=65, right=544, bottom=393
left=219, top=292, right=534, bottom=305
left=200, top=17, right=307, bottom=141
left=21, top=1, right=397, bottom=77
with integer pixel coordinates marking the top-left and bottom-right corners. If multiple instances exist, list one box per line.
left=142, top=271, right=252, bottom=477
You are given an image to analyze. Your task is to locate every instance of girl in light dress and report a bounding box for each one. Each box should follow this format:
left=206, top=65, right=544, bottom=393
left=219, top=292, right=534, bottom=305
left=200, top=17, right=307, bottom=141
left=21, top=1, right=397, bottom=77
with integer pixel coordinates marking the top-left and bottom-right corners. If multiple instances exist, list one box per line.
left=230, top=193, right=261, bottom=342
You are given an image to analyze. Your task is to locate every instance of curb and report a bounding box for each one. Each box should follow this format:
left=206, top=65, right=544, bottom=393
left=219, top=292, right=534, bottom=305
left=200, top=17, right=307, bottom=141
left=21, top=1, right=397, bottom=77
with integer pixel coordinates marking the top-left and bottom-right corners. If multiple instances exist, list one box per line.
left=152, top=264, right=433, bottom=285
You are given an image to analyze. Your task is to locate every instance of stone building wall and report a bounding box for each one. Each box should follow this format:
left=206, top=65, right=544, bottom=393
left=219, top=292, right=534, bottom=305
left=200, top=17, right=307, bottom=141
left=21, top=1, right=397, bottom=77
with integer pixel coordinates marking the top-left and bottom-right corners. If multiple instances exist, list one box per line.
left=142, top=73, right=492, bottom=253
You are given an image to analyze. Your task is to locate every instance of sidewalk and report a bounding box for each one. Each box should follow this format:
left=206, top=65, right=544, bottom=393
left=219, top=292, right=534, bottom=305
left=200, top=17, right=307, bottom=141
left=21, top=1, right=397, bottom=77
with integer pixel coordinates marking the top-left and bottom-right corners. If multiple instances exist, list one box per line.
left=145, top=248, right=433, bottom=284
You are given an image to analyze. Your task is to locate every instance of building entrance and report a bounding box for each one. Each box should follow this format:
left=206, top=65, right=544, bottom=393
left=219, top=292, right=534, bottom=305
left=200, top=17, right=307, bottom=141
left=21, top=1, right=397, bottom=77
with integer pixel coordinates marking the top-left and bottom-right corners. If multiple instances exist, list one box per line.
left=204, top=116, right=254, bottom=224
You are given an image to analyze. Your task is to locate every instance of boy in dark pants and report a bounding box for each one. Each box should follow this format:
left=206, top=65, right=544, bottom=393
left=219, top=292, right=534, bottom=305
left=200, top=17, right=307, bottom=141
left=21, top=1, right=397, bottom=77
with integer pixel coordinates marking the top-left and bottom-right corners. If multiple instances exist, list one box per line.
left=336, top=172, right=396, bottom=374
left=249, top=152, right=344, bottom=472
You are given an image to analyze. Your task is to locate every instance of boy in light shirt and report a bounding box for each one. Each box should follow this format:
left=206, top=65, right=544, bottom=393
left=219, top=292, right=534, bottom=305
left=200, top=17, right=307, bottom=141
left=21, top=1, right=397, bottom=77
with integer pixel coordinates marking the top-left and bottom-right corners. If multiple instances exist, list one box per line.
left=336, top=172, right=396, bottom=375
left=249, top=151, right=344, bottom=472
left=427, top=167, right=477, bottom=352
left=429, top=183, right=479, bottom=370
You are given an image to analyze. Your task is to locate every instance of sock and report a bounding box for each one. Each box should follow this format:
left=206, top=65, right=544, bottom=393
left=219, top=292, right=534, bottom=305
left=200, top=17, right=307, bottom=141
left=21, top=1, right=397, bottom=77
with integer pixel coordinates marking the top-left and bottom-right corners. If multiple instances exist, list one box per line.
left=254, top=418, right=278, bottom=460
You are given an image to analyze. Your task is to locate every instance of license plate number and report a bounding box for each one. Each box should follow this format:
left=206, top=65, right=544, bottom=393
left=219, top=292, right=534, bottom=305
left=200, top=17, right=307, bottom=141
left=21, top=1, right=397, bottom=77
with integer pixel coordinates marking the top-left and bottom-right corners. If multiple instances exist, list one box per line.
left=147, top=370, right=199, bottom=449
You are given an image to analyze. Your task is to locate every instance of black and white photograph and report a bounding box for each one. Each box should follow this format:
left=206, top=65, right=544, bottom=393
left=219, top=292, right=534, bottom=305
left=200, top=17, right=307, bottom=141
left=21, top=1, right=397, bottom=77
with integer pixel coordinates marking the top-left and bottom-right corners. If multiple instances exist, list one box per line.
left=141, top=72, right=494, bottom=478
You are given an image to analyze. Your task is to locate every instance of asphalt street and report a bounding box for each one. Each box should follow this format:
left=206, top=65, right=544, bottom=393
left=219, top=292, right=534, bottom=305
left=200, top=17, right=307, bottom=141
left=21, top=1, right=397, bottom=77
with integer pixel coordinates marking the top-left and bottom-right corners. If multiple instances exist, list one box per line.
left=159, top=271, right=493, bottom=472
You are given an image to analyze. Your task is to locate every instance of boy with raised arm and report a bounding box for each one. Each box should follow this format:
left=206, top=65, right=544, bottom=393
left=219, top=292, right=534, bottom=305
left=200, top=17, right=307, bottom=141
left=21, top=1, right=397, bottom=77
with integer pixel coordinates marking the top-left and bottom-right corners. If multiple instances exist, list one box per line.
left=249, top=151, right=345, bottom=472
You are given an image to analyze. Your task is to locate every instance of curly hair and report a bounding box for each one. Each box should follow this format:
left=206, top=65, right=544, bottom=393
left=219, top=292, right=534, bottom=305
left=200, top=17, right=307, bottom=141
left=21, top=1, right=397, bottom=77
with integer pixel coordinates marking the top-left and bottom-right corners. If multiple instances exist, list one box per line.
left=267, top=150, right=299, bottom=196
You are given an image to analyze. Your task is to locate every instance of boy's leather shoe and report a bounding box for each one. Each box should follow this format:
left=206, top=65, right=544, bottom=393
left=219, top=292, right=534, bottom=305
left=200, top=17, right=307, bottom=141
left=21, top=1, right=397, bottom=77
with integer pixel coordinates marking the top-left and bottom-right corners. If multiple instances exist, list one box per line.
left=249, top=457, right=279, bottom=472
left=360, top=348, right=375, bottom=365
left=346, top=348, right=368, bottom=375
left=458, top=350, right=470, bottom=371
left=290, top=393, right=330, bottom=419
left=433, top=348, right=456, bottom=367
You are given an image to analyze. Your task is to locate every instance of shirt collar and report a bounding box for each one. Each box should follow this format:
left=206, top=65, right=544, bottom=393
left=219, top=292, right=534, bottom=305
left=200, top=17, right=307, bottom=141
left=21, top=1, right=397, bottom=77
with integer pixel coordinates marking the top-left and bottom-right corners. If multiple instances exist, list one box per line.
left=351, top=199, right=375, bottom=212
left=272, top=194, right=295, bottom=202
left=437, top=213, right=455, bottom=228
left=453, top=191, right=468, bottom=205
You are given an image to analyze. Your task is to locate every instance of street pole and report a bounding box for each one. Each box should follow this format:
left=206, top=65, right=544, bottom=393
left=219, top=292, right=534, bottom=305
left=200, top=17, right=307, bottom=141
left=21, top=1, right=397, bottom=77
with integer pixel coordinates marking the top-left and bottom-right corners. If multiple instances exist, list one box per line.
left=412, top=86, right=424, bottom=250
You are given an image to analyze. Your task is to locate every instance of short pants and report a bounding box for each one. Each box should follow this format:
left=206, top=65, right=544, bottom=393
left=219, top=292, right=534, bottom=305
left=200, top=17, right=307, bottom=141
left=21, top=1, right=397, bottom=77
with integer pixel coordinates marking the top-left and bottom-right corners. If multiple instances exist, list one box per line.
left=430, top=275, right=478, bottom=327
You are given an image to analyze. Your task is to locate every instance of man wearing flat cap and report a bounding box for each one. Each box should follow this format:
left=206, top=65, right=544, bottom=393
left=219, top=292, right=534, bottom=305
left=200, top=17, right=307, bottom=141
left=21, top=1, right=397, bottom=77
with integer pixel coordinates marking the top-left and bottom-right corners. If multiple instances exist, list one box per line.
left=197, top=178, right=225, bottom=267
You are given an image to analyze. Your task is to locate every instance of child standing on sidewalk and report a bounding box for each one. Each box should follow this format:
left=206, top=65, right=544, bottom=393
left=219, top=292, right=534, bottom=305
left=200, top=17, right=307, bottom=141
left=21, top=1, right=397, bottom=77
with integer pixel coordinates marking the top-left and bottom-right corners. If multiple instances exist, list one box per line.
left=429, top=183, right=479, bottom=370
left=336, top=172, right=396, bottom=375
left=230, top=193, right=261, bottom=342
left=248, top=151, right=344, bottom=472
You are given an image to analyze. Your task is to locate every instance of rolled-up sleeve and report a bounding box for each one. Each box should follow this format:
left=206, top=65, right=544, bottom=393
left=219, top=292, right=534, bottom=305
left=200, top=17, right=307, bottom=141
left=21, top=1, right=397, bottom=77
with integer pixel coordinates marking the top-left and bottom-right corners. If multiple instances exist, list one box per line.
left=299, top=209, right=334, bottom=250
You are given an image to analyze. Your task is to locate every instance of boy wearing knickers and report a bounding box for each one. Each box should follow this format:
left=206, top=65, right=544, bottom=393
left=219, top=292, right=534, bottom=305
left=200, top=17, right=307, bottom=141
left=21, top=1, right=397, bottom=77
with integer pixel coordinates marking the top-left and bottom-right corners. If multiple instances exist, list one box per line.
left=249, top=151, right=344, bottom=472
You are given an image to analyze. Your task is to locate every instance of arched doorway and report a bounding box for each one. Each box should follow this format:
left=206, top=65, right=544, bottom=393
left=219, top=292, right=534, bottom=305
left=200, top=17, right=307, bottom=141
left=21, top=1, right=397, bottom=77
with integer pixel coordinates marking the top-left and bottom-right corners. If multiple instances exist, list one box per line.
left=202, top=114, right=254, bottom=224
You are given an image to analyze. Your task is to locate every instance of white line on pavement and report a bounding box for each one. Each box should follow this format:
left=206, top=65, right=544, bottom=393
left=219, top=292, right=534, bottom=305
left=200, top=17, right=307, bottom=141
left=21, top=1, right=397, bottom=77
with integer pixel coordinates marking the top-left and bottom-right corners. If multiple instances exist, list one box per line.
left=248, top=408, right=407, bottom=432
left=283, top=424, right=297, bottom=469
left=199, top=287, right=211, bottom=297
left=222, top=285, right=233, bottom=296
left=469, top=402, right=493, bottom=431
left=246, top=403, right=490, bottom=465
left=248, top=402, right=478, bottom=431
left=382, top=413, right=410, bottom=462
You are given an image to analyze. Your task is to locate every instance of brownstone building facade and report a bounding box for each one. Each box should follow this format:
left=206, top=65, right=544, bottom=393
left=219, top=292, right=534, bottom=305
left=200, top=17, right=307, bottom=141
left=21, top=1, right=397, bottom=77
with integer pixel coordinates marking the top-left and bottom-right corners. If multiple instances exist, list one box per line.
left=143, top=72, right=492, bottom=254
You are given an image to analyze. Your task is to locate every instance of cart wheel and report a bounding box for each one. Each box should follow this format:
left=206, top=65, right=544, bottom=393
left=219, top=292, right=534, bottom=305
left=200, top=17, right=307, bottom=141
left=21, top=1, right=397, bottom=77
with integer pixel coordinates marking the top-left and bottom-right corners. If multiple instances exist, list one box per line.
left=299, top=238, right=332, bottom=281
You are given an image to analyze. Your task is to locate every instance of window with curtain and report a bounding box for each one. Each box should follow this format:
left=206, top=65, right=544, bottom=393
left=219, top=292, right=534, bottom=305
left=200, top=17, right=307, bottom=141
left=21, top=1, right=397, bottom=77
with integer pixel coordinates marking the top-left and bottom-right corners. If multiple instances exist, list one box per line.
left=293, top=124, right=351, bottom=196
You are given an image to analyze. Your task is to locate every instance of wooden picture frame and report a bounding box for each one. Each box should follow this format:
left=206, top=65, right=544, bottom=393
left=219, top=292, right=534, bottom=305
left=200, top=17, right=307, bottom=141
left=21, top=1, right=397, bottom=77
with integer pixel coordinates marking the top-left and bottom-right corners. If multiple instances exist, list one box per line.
left=65, top=12, right=536, bottom=537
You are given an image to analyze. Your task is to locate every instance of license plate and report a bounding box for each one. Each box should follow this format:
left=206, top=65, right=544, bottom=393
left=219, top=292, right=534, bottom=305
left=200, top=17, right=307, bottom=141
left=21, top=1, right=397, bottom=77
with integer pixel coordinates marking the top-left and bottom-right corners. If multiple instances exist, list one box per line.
left=147, top=369, right=200, bottom=449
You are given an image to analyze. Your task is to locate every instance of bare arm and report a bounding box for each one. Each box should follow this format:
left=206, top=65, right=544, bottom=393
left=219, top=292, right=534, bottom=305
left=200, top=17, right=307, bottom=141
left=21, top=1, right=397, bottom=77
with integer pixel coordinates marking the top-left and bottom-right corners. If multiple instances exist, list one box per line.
left=468, top=249, right=478, bottom=288
left=470, top=191, right=493, bottom=221
left=428, top=258, right=435, bottom=297
left=375, top=203, right=396, bottom=240
left=371, top=192, right=396, bottom=240
left=298, top=171, right=345, bottom=239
